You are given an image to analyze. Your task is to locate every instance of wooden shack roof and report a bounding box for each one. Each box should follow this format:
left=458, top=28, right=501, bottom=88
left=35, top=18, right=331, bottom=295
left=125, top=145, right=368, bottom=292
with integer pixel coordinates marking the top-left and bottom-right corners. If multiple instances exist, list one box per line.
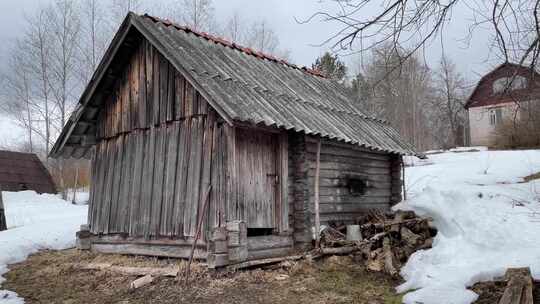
left=0, top=150, right=56, bottom=194
left=50, top=13, right=417, bottom=159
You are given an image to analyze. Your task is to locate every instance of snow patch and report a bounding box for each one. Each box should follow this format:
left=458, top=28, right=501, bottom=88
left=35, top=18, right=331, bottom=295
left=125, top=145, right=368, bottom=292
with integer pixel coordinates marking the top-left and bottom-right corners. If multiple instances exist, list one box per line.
left=0, top=191, right=87, bottom=303
left=396, top=149, right=540, bottom=304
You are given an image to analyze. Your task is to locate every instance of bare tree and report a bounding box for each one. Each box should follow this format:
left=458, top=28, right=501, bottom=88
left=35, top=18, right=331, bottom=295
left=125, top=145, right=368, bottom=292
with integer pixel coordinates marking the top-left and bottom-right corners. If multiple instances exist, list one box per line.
left=360, top=44, right=438, bottom=151
left=223, top=12, right=245, bottom=43
left=25, top=9, right=54, bottom=156
left=110, top=0, right=143, bottom=23
left=77, top=0, right=111, bottom=84
left=47, top=0, right=81, bottom=130
left=308, top=1, right=540, bottom=73
left=177, top=0, right=215, bottom=32
left=245, top=20, right=280, bottom=54
left=1, top=41, right=35, bottom=152
left=434, top=55, right=468, bottom=148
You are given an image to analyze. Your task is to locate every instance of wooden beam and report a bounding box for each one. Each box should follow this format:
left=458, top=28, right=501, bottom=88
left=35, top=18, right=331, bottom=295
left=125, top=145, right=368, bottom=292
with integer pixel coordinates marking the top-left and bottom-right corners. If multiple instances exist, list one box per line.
left=314, top=137, right=321, bottom=248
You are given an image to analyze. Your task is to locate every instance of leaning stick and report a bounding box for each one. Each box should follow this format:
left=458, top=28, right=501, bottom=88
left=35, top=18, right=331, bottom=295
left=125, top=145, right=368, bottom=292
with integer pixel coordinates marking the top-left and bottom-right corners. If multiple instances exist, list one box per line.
left=183, top=185, right=212, bottom=285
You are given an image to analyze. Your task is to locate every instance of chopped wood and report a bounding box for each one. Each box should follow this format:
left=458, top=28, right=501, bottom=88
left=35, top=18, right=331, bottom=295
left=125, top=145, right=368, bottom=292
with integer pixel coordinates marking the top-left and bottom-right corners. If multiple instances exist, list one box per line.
left=75, top=263, right=179, bottom=277
left=382, top=237, right=399, bottom=276
left=498, top=268, right=534, bottom=304
left=130, top=274, right=154, bottom=289
left=318, top=210, right=435, bottom=277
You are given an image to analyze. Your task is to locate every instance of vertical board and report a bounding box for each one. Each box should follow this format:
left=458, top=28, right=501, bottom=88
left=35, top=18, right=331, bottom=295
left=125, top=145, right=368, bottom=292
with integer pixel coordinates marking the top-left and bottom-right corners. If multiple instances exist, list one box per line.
left=160, top=122, right=179, bottom=236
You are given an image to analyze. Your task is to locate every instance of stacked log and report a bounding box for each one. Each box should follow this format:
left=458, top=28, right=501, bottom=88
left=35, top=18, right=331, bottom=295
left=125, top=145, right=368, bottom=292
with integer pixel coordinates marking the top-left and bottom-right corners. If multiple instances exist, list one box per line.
left=319, top=210, right=436, bottom=276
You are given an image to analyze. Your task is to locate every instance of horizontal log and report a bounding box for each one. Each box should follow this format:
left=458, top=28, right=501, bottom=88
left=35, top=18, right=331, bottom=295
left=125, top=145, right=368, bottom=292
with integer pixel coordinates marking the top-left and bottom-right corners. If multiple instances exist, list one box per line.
left=247, top=235, right=294, bottom=251
left=306, top=154, right=391, bottom=169
left=247, top=247, right=294, bottom=261
left=75, top=263, right=179, bottom=277
left=315, top=169, right=392, bottom=179
left=319, top=202, right=390, bottom=214
left=91, top=243, right=207, bottom=259
left=307, top=161, right=391, bottom=174
left=310, top=196, right=391, bottom=204
left=226, top=254, right=303, bottom=271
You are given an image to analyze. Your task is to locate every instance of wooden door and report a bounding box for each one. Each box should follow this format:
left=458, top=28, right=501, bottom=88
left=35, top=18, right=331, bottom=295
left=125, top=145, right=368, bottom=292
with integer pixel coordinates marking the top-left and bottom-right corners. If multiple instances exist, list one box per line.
left=235, top=128, right=278, bottom=229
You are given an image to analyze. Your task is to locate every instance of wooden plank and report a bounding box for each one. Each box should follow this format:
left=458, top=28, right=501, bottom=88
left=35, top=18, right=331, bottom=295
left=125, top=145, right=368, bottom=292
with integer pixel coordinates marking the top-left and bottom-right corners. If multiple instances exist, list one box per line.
left=138, top=41, right=146, bottom=129
left=199, top=110, right=214, bottom=238
left=314, top=138, right=321, bottom=248
left=110, top=136, right=124, bottom=233
left=118, top=134, right=133, bottom=233
left=247, top=235, right=293, bottom=251
left=159, top=54, right=168, bottom=124
left=175, top=72, right=185, bottom=120
left=167, top=63, right=175, bottom=121
left=101, top=140, right=115, bottom=234
left=91, top=243, right=206, bottom=260
left=152, top=46, right=160, bottom=125
left=161, top=123, right=179, bottom=236
left=184, top=117, right=204, bottom=236
left=141, top=128, right=156, bottom=238
left=173, top=119, right=190, bottom=236
left=225, top=125, right=237, bottom=222
left=279, top=133, right=289, bottom=232
left=145, top=41, right=154, bottom=128
left=150, top=126, right=166, bottom=237
left=129, top=131, right=145, bottom=236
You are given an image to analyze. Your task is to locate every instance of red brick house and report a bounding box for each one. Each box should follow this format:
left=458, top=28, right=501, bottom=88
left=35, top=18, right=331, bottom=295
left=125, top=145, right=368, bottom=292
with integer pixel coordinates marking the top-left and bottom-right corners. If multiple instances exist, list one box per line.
left=465, top=62, right=540, bottom=147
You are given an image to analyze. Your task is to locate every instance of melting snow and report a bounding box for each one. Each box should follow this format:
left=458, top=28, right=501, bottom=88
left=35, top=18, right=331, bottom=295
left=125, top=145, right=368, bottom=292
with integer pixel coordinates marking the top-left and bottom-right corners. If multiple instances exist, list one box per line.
left=396, top=149, right=540, bottom=304
left=0, top=191, right=87, bottom=303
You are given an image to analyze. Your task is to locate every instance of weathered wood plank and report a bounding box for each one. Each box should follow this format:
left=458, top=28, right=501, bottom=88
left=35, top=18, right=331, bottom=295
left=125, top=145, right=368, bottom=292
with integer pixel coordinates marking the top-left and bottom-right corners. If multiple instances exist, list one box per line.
left=129, top=130, right=145, bottom=236
left=160, top=122, right=179, bottom=236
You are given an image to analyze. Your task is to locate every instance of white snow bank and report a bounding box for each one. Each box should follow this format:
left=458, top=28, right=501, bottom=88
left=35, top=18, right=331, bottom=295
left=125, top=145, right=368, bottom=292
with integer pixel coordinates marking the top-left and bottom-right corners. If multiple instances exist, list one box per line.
left=0, top=191, right=87, bottom=303
left=396, top=149, right=540, bottom=304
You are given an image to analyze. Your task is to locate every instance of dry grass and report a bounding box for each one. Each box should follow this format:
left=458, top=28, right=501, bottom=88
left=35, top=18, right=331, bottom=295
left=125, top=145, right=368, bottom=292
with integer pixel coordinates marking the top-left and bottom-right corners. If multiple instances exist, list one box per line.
left=2, top=249, right=403, bottom=304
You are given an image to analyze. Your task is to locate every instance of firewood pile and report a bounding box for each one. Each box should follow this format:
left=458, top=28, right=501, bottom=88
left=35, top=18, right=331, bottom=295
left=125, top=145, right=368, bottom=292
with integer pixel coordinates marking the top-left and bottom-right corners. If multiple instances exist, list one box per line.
left=319, top=210, right=437, bottom=276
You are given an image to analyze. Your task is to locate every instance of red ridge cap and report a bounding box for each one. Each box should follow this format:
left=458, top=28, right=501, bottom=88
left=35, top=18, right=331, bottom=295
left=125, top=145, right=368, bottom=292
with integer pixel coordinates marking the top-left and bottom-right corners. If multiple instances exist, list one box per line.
left=141, top=13, right=325, bottom=78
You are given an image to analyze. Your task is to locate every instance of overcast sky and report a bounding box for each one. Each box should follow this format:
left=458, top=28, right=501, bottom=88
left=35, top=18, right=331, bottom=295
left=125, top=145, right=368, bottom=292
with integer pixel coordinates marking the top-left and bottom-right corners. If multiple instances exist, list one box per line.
left=0, top=0, right=501, bottom=85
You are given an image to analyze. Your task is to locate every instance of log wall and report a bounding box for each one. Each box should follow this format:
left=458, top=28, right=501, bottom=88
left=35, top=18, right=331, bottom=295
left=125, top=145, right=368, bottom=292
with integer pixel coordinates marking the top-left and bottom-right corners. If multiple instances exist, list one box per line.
left=88, top=40, right=228, bottom=240
left=290, top=135, right=400, bottom=248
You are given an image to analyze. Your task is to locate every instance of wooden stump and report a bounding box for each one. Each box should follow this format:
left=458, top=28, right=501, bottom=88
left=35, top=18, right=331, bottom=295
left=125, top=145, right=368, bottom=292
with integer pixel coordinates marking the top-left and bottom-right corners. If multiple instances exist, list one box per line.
left=0, top=189, right=6, bottom=231
left=499, top=267, right=534, bottom=304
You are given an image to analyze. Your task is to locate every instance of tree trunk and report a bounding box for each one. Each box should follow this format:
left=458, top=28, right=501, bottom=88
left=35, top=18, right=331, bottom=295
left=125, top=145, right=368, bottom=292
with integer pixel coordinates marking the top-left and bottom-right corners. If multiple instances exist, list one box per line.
left=0, top=188, right=7, bottom=231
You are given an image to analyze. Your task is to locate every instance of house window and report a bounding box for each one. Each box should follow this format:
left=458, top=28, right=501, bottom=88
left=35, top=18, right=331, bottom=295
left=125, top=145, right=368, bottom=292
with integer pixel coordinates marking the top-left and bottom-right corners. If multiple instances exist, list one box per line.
left=489, top=108, right=503, bottom=125
left=493, top=76, right=528, bottom=94
left=348, top=178, right=367, bottom=196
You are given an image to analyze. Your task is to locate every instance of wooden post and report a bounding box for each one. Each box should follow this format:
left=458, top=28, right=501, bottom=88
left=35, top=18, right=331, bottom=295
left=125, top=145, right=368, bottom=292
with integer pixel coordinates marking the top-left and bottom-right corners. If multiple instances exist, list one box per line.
left=183, top=185, right=212, bottom=284
left=401, top=157, right=407, bottom=201
left=314, top=138, right=321, bottom=248
left=72, top=165, right=79, bottom=204
left=0, top=187, right=6, bottom=231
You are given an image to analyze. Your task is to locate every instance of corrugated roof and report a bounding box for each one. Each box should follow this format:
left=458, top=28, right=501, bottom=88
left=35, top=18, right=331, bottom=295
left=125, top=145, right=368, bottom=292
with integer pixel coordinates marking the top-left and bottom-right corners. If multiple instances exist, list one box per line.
left=50, top=12, right=417, bottom=158
left=138, top=14, right=416, bottom=155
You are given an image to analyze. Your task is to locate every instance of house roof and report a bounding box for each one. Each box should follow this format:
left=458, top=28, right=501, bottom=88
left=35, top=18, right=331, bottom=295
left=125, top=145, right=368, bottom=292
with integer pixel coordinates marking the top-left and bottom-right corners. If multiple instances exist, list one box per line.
left=465, top=62, right=540, bottom=109
left=50, top=13, right=417, bottom=158
left=0, top=150, right=56, bottom=194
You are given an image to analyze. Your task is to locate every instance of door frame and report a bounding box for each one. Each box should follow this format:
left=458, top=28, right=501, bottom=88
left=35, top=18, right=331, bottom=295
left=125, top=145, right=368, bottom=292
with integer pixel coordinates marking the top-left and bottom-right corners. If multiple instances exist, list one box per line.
left=228, top=124, right=289, bottom=234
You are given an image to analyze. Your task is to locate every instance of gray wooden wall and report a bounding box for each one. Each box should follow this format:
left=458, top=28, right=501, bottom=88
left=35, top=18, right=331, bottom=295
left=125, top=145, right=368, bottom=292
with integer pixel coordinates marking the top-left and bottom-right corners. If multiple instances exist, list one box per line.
left=290, top=134, right=402, bottom=247
left=88, top=40, right=228, bottom=240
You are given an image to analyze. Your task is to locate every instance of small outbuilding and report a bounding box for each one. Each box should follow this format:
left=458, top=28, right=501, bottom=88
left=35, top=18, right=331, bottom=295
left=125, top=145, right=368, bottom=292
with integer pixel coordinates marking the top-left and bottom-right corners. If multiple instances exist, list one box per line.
left=0, top=150, right=56, bottom=194
left=51, top=13, right=416, bottom=267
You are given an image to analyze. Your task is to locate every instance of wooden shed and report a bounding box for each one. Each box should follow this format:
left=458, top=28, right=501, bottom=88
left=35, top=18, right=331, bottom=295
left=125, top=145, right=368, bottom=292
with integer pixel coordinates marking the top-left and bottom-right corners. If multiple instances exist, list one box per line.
left=51, top=13, right=416, bottom=267
left=0, top=150, right=56, bottom=194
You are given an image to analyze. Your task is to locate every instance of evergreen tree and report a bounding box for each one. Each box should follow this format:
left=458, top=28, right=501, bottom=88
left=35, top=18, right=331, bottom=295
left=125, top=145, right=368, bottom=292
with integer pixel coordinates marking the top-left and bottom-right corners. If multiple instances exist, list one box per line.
left=312, top=52, right=347, bottom=83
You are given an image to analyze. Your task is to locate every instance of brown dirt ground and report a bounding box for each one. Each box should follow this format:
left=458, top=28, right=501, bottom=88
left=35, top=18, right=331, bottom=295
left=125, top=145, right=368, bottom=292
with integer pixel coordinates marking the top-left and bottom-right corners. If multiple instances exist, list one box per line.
left=2, top=249, right=404, bottom=304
